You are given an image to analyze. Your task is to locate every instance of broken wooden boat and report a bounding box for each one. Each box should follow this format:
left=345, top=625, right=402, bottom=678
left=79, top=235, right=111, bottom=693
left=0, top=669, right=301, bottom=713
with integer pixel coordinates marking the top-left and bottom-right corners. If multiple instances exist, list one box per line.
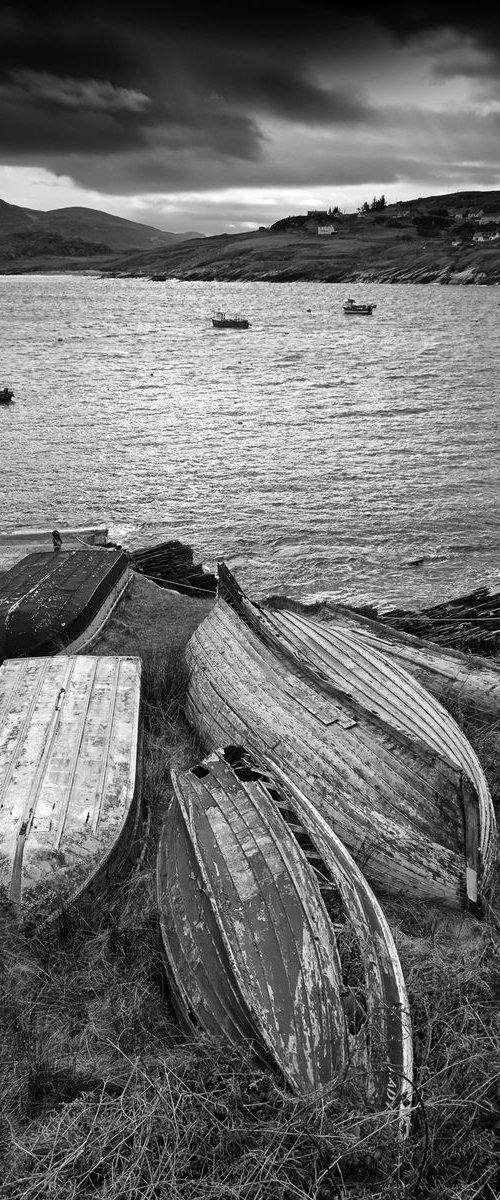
left=0, top=655, right=142, bottom=921
left=264, top=591, right=500, bottom=722
left=0, top=548, right=132, bottom=663
left=377, top=584, right=500, bottom=657
left=157, top=746, right=412, bottom=1124
left=185, top=591, right=496, bottom=910
left=218, top=563, right=497, bottom=907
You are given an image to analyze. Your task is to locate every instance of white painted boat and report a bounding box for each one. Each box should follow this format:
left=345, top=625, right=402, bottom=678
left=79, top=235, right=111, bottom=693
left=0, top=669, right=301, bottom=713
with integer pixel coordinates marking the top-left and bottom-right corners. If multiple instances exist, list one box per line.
left=158, top=746, right=412, bottom=1125
left=0, top=524, right=108, bottom=546
left=185, top=597, right=493, bottom=910
left=0, top=655, right=142, bottom=921
left=218, top=564, right=497, bottom=906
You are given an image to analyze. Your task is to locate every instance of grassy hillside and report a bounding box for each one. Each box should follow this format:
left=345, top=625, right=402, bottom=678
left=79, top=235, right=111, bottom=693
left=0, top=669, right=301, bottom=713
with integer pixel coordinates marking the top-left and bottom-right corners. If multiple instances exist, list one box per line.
left=1, top=573, right=499, bottom=1199
left=0, top=198, right=201, bottom=260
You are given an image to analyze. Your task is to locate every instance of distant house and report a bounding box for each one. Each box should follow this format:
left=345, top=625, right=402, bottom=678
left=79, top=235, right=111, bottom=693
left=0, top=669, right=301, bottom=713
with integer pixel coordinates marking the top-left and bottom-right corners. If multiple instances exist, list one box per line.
left=317, top=225, right=337, bottom=236
left=467, top=209, right=484, bottom=218
left=479, top=214, right=500, bottom=225
left=307, top=210, right=328, bottom=219
left=473, top=231, right=500, bottom=242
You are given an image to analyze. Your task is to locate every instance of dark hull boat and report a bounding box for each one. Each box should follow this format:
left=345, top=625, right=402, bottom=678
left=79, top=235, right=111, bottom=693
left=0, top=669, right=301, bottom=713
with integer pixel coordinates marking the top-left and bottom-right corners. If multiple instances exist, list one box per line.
left=157, top=747, right=412, bottom=1124
left=185, top=589, right=496, bottom=910
left=0, top=655, right=142, bottom=922
left=0, top=548, right=131, bottom=663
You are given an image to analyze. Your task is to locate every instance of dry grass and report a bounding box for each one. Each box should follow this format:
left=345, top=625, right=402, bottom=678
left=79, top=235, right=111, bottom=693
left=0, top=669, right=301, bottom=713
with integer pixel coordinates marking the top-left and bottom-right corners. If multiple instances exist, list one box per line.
left=1, top=581, right=499, bottom=1199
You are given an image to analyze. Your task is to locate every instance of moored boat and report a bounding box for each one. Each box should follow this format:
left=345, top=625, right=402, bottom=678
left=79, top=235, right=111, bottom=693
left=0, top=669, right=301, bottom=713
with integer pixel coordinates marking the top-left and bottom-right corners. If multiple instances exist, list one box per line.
left=0, top=655, right=142, bottom=922
left=0, top=387, right=14, bottom=404
left=157, top=746, right=412, bottom=1123
left=343, top=297, right=376, bottom=315
left=212, top=310, right=250, bottom=329
left=0, top=548, right=132, bottom=662
left=184, top=589, right=496, bottom=910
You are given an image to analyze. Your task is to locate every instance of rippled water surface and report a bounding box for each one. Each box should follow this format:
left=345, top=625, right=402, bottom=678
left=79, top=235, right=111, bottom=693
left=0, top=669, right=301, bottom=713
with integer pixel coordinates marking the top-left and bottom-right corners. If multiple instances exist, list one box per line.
left=1, top=274, right=499, bottom=606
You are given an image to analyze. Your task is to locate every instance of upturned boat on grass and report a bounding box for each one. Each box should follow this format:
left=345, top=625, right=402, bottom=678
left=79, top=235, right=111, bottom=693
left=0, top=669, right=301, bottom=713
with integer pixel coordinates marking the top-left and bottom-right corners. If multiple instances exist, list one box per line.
left=157, top=746, right=412, bottom=1125
left=0, top=655, right=142, bottom=922
left=266, top=591, right=500, bottom=722
left=218, top=563, right=497, bottom=908
left=0, top=548, right=132, bottom=663
left=185, top=591, right=496, bottom=911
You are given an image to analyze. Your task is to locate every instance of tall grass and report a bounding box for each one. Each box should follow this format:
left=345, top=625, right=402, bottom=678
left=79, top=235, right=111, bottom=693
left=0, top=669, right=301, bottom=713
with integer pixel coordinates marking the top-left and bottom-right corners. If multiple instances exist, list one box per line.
left=1, top=644, right=499, bottom=1198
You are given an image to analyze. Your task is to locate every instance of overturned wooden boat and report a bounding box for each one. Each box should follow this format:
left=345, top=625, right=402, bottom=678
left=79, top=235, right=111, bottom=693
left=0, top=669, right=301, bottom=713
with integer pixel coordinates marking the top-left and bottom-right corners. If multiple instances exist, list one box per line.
left=185, top=589, right=496, bottom=910
left=219, top=563, right=497, bottom=906
left=265, top=592, right=500, bottom=722
left=158, top=746, right=412, bottom=1122
left=0, top=548, right=132, bottom=663
left=0, top=655, right=142, bottom=921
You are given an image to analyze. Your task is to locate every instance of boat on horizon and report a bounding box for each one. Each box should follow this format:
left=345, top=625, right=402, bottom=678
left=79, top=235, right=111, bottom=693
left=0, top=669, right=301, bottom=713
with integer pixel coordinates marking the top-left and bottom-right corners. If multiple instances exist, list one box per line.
left=157, top=745, right=412, bottom=1123
left=0, top=387, right=14, bottom=404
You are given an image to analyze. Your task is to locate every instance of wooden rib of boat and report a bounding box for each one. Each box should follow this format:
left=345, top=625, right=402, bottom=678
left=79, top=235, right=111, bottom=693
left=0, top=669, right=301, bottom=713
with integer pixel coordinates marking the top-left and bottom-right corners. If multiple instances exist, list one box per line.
left=157, top=746, right=412, bottom=1124
left=0, top=655, right=142, bottom=921
left=0, top=548, right=132, bottom=663
left=218, top=563, right=497, bottom=906
left=185, top=596, right=494, bottom=910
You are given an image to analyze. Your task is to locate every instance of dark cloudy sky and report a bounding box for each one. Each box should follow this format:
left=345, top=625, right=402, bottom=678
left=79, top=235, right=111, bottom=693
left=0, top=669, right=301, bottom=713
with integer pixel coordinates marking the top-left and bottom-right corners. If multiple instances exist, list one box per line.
left=1, top=2, right=499, bottom=234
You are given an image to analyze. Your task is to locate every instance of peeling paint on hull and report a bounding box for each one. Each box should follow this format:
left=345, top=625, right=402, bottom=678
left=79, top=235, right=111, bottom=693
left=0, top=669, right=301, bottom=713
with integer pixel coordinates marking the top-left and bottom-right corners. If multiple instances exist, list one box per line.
left=157, top=747, right=412, bottom=1128
left=185, top=598, right=492, bottom=909
left=0, top=655, right=142, bottom=920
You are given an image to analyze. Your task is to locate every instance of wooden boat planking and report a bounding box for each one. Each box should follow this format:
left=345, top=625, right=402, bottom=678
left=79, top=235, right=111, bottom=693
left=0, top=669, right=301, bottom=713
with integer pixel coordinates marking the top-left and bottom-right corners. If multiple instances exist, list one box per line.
left=265, top=591, right=500, bottom=722
left=157, top=747, right=412, bottom=1125
left=185, top=598, right=490, bottom=910
left=218, top=563, right=497, bottom=904
left=0, top=655, right=142, bottom=922
left=0, top=548, right=132, bottom=663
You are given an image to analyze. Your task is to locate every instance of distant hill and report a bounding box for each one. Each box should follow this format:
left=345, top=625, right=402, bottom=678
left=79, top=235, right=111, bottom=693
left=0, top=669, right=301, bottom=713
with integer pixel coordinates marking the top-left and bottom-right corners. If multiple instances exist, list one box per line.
left=1, top=190, right=500, bottom=283
left=0, top=198, right=201, bottom=256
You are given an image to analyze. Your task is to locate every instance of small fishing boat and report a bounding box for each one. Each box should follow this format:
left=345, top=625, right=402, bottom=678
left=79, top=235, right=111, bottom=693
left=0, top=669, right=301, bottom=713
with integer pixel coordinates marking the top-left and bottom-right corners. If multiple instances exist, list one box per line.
left=0, top=547, right=132, bottom=662
left=185, top=579, right=496, bottom=910
left=157, top=746, right=412, bottom=1124
left=343, top=297, right=376, bottom=315
left=212, top=310, right=250, bottom=329
left=0, top=655, right=142, bottom=922
left=0, top=387, right=14, bottom=404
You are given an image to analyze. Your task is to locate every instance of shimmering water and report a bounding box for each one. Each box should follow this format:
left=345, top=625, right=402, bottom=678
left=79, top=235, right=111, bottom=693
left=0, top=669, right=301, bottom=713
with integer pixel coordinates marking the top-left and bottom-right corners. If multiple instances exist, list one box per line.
left=1, top=274, right=499, bottom=607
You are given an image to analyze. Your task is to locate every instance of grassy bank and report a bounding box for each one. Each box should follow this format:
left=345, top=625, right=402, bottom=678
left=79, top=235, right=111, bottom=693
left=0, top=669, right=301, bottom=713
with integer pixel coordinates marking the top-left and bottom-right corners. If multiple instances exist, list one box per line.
left=1, top=575, right=499, bottom=1199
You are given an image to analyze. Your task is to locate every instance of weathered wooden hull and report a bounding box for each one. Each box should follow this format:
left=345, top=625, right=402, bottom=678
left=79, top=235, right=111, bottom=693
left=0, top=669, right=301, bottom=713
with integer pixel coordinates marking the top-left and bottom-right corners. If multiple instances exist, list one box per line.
left=185, top=599, right=490, bottom=909
left=266, top=594, right=500, bottom=721
left=0, top=549, right=132, bottom=662
left=0, top=655, right=142, bottom=921
left=218, top=564, right=497, bottom=904
left=157, top=747, right=412, bottom=1122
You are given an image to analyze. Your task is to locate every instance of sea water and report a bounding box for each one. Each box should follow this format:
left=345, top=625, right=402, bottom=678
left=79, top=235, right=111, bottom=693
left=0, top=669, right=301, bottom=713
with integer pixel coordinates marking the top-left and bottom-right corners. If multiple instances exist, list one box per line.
left=1, top=274, right=499, bottom=608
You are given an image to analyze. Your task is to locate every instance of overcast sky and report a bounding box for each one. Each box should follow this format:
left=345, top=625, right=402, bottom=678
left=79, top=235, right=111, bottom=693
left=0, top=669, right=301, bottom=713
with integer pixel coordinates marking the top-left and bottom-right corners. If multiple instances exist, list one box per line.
left=1, top=2, right=499, bottom=235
